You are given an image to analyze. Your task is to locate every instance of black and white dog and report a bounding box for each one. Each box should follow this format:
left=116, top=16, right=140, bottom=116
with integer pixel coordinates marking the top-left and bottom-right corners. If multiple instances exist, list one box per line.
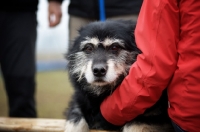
left=65, top=20, right=174, bottom=132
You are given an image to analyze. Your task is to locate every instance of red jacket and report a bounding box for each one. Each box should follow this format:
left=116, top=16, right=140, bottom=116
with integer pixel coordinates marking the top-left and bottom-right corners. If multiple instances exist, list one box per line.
left=100, top=0, right=200, bottom=131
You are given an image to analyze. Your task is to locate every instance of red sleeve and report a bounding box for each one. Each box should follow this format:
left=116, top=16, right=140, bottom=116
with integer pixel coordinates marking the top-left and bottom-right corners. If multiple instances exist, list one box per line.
left=100, top=0, right=180, bottom=126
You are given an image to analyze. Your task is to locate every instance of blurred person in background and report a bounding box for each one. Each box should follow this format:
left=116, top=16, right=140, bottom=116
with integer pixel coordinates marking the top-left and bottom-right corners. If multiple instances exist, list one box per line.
left=47, top=0, right=143, bottom=49
left=0, top=0, right=38, bottom=117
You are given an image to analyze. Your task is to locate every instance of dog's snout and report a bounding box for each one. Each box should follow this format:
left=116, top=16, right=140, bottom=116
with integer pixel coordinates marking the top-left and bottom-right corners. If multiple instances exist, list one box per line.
left=92, top=64, right=107, bottom=77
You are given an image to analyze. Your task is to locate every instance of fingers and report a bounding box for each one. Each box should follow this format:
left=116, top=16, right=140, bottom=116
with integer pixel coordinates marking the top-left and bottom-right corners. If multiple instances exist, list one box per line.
left=48, top=12, right=62, bottom=27
left=48, top=1, right=62, bottom=27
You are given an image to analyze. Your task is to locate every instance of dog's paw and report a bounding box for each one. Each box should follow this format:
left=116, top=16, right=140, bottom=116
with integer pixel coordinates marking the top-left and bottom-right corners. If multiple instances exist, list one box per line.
left=64, top=118, right=89, bottom=132
left=122, top=123, right=149, bottom=132
left=122, top=123, right=167, bottom=132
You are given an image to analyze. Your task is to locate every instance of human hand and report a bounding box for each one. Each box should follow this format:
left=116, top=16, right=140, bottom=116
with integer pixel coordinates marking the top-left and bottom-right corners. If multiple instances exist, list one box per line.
left=48, top=1, right=62, bottom=27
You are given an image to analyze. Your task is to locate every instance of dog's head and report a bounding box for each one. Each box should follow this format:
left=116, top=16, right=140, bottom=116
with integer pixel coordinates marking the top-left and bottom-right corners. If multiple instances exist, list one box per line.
left=67, top=20, right=140, bottom=95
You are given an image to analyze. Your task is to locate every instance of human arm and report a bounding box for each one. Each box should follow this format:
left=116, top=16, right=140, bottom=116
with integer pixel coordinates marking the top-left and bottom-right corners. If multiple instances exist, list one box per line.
left=48, top=0, right=63, bottom=27
left=100, top=0, right=179, bottom=125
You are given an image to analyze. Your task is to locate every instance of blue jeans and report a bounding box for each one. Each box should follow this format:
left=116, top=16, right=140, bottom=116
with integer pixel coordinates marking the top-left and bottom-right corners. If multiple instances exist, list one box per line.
left=171, top=121, right=185, bottom=132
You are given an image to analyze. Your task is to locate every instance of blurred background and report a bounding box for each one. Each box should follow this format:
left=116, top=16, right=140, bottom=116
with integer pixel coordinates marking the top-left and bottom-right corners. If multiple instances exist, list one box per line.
left=0, top=0, right=142, bottom=120
left=0, top=0, right=74, bottom=119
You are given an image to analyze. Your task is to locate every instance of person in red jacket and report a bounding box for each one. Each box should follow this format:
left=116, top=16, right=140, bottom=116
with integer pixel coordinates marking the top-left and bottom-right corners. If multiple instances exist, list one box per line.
left=100, top=0, right=200, bottom=132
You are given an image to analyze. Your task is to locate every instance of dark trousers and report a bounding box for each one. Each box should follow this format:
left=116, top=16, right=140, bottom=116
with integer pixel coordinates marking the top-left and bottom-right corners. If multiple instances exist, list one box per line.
left=0, top=12, right=37, bottom=117
left=172, top=121, right=186, bottom=132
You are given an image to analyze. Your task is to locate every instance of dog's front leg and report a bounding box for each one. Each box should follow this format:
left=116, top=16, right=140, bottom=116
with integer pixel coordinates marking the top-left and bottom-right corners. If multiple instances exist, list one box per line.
left=122, top=123, right=174, bottom=132
left=65, top=117, right=89, bottom=132
left=122, top=123, right=152, bottom=132
left=65, top=101, right=89, bottom=132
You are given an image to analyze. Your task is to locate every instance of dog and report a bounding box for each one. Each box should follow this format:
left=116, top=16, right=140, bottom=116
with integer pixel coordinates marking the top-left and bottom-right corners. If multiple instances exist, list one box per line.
left=65, top=20, right=174, bottom=132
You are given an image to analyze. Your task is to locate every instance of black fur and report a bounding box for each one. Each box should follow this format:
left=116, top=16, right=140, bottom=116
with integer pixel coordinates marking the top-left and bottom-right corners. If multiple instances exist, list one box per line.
left=65, top=20, right=174, bottom=132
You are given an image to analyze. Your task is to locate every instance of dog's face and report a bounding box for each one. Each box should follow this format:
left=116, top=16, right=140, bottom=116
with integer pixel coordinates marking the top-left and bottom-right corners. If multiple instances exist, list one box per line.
left=67, top=20, right=140, bottom=95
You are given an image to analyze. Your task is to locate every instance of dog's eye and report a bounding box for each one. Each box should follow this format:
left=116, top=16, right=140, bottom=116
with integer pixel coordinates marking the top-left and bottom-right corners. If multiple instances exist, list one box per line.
left=83, top=44, right=94, bottom=53
left=111, top=45, right=119, bottom=51
left=109, top=44, right=122, bottom=53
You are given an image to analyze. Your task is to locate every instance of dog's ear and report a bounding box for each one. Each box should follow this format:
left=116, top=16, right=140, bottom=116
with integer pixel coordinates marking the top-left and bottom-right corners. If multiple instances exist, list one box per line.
left=114, top=19, right=136, bottom=38
left=77, top=22, right=94, bottom=36
left=114, top=19, right=136, bottom=32
left=66, top=25, right=87, bottom=58
left=118, top=20, right=141, bottom=54
left=77, top=26, right=84, bottom=35
left=125, top=20, right=136, bottom=39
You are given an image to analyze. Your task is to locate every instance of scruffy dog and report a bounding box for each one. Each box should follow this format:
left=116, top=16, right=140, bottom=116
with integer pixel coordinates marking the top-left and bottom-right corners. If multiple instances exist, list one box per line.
left=65, top=20, right=174, bottom=132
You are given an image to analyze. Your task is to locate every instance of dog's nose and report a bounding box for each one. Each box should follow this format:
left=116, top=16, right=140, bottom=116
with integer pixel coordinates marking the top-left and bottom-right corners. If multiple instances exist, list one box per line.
left=92, top=64, right=107, bottom=77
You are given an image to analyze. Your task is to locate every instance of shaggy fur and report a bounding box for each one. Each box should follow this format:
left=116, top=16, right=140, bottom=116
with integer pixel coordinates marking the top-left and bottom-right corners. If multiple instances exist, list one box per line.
left=65, top=20, right=174, bottom=132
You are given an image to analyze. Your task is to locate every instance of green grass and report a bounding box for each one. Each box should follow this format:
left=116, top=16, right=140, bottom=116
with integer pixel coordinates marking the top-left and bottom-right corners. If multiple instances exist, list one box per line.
left=0, top=70, right=74, bottom=119
left=0, top=76, right=7, bottom=117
